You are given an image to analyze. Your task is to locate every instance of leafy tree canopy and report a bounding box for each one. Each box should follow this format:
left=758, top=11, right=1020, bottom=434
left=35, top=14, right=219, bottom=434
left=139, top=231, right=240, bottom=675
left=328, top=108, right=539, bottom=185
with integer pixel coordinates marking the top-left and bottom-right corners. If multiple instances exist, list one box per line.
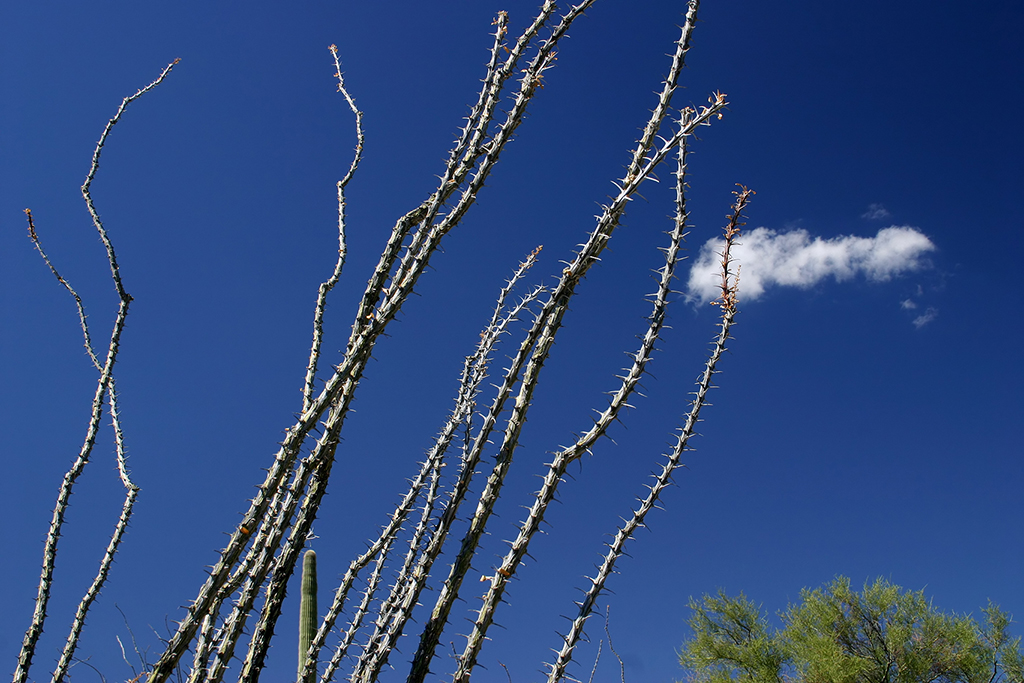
left=679, top=577, right=1023, bottom=683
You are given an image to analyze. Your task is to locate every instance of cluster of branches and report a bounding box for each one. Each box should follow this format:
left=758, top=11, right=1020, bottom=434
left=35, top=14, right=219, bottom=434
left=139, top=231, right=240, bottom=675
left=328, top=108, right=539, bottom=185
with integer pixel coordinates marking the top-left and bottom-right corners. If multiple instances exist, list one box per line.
left=680, top=577, right=1024, bottom=683
left=14, top=1, right=752, bottom=682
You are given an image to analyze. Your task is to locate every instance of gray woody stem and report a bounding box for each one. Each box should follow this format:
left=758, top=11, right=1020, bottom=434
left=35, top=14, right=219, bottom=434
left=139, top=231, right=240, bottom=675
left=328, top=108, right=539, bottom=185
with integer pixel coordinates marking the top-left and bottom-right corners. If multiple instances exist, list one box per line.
left=15, top=59, right=178, bottom=683
left=336, top=257, right=544, bottom=683
left=409, top=7, right=723, bottom=681
left=545, top=186, right=752, bottom=683
left=302, top=46, right=363, bottom=413
left=21, top=2, right=748, bottom=681
left=28, top=217, right=139, bottom=683
left=145, top=3, right=573, bottom=678
left=452, top=135, right=695, bottom=683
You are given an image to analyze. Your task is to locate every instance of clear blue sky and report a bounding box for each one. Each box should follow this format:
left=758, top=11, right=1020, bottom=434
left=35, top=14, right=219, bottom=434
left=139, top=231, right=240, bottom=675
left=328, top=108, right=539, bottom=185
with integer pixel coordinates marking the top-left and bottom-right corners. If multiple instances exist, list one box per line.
left=2, top=2, right=1022, bottom=682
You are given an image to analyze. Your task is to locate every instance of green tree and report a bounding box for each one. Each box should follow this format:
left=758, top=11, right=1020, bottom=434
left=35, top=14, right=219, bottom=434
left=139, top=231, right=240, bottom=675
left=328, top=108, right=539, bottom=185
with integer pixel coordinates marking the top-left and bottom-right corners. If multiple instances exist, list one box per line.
left=680, top=578, right=1024, bottom=683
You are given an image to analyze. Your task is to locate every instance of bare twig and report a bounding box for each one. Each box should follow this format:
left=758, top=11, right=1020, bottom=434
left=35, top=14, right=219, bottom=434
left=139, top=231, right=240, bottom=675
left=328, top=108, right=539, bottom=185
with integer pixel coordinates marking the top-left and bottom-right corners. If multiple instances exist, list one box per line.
left=588, top=642, right=603, bottom=683
left=25, top=210, right=101, bottom=369
left=544, top=186, right=752, bottom=683
left=15, top=58, right=178, bottom=683
left=144, top=3, right=587, bottom=675
left=115, top=605, right=150, bottom=676
left=433, top=3, right=723, bottom=677
left=604, top=608, right=625, bottom=683
left=343, top=255, right=545, bottom=683
left=232, top=5, right=606, bottom=680
left=19, top=4, right=747, bottom=683
left=70, top=658, right=109, bottom=683
left=302, top=46, right=364, bottom=412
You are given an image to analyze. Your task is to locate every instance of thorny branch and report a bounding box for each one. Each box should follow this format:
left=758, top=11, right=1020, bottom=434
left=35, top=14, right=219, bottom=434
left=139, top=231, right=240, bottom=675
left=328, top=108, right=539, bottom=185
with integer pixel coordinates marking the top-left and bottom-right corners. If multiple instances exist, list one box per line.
left=15, top=59, right=178, bottom=683
left=26, top=212, right=141, bottom=683
left=17, top=2, right=753, bottom=682
left=340, top=258, right=546, bottom=683
left=142, top=5, right=594, bottom=679
left=299, top=253, right=544, bottom=683
left=452, top=134, right=697, bottom=683
left=544, top=186, right=752, bottom=683
left=237, top=4, right=624, bottom=681
left=411, top=6, right=721, bottom=680
left=302, top=45, right=365, bottom=414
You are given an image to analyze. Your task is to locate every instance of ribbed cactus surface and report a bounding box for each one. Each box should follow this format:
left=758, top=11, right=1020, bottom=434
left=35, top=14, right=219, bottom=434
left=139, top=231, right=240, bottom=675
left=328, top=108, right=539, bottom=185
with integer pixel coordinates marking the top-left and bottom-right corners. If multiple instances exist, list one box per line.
left=298, top=549, right=318, bottom=682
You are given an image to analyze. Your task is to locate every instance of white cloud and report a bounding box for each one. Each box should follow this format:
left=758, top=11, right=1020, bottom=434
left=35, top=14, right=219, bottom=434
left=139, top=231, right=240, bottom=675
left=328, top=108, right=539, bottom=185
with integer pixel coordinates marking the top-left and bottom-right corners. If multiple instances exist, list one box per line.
left=686, top=226, right=936, bottom=303
left=912, top=307, right=938, bottom=328
left=862, top=203, right=891, bottom=220
left=900, top=299, right=918, bottom=310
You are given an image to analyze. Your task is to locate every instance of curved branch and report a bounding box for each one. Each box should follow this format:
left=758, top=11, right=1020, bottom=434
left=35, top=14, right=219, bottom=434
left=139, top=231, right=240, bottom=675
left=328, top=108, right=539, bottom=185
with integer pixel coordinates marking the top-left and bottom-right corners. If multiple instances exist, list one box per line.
left=15, top=59, right=178, bottom=683
left=544, top=186, right=752, bottom=683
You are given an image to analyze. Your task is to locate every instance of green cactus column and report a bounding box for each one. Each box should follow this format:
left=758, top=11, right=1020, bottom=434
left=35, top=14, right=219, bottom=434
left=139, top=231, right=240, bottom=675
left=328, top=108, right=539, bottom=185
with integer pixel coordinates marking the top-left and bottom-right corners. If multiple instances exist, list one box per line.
left=298, top=549, right=318, bottom=682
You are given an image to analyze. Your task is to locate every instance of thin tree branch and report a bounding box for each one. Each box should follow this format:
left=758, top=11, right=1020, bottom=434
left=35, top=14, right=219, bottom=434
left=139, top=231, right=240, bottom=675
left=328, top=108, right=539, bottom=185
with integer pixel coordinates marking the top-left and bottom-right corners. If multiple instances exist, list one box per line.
left=414, top=5, right=721, bottom=676
left=303, top=46, right=364, bottom=412
left=605, top=608, right=626, bottom=683
left=25, top=210, right=101, bottom=369
left=543, top=186, right=752, bottom=683
left=52, top=376, right=140, bottom=683
left=229, top=4, right=601, bottom=677
left=452, top=134, right=694, bottom=681
left=325, top=253, right=545, bottom=683
left=15, top=58, right=178, bottom=683
left=145, top=4, right=575, bottom=674
left=201, top=47, right=366, bottom=681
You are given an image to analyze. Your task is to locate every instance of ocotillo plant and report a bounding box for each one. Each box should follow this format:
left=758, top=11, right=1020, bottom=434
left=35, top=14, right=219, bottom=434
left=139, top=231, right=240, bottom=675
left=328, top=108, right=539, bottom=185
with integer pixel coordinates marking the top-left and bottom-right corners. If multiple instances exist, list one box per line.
left=298, top=551, right=318, bottom=683
left=13, top=1, right=749, bottom=682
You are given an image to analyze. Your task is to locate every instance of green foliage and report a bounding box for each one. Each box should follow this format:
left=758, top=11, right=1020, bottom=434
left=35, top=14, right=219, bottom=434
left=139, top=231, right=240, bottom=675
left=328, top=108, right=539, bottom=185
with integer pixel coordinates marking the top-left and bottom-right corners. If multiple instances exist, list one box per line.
left=298, top=549, right=318, bottom=683
left=681, top=590, right=785, bottom=683
left=679, top=577, right=1023, bottom=683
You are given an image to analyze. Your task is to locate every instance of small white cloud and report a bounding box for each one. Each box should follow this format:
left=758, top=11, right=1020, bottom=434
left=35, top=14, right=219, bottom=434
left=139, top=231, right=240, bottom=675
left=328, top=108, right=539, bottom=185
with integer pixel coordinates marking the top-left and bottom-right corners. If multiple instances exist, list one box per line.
left=912, top=307, right=938, bottom=328
left=900, top=299, right=918, bottom=310
left=862, top=203, right=891, bottom=220
left=686, top=226, right=936, bottom=303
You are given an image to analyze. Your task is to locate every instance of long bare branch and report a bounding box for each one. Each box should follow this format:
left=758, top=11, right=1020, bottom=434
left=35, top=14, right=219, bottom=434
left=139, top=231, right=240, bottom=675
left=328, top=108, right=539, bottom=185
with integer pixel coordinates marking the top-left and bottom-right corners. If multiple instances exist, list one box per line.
left=344, top=258, right=545, bottom=683
left=52, top=375, right=140, bottom=683
left=302, top=46, right=364, bottom=412
left=452, top=134, right=695, bottom=683
left=197, top=49, right=367, bottom=682
left=26, top=214, right=142, bottom=683
left=145, top=5, right=582, bottom=675
left=28, top=216, right=143, bottom=683
left=226, top=7, right=605, bottom=680
left=14, top=59, right=178, bottom=683
left=543, top=186, right=752, bottom=683
left=408, top=16, right=722, bottom=681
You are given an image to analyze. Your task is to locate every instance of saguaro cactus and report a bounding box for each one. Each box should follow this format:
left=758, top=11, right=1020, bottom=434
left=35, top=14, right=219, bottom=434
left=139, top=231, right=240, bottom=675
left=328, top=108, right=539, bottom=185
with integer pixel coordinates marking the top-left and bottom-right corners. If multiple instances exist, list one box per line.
left=298, top=550, right=318, bottom=683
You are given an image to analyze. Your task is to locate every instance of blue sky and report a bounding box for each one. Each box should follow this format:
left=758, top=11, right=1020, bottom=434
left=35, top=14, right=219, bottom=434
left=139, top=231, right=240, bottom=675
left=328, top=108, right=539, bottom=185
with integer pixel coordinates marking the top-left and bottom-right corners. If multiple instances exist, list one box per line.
left=2, top=2, right=1022, bottom=682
